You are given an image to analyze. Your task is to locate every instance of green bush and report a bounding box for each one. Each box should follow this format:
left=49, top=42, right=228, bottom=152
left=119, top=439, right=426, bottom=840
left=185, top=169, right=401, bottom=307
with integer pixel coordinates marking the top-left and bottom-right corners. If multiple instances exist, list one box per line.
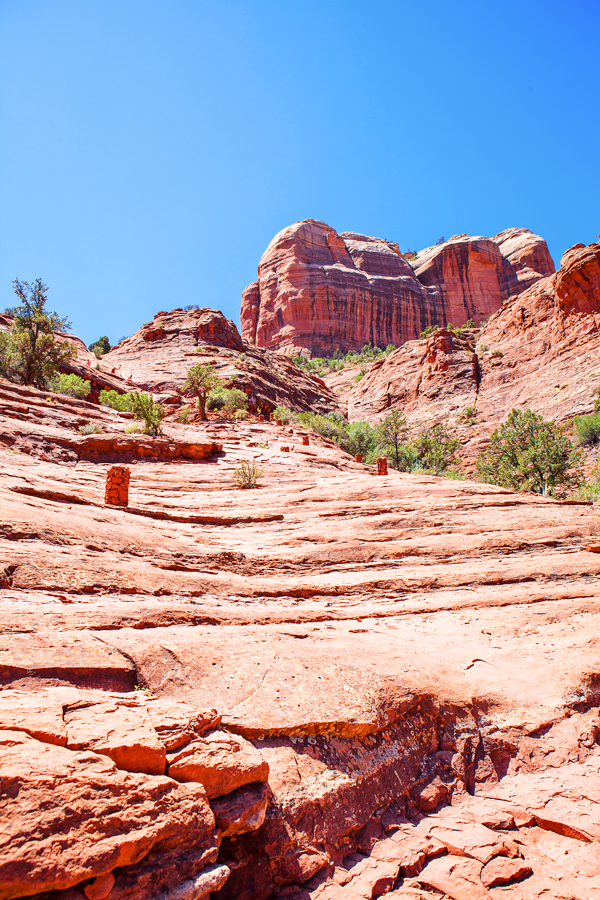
left=52, top=373, right=91, bottom=399
left=78, top=423, right=104, bottom=435
left=129, top=392, right=165, bottom=436
left=573, top=412, right=600, bottom=446
left=207, top=387, right=248, bottom=415
left=476, top=408, right=583, bottom=496
left=125, top=424, right=142, bottom=434
left=420, top=325, right=439, bottom=340
left=99, top=389, right=134, bottom=412
left=377, top=411, right=409, bottom=470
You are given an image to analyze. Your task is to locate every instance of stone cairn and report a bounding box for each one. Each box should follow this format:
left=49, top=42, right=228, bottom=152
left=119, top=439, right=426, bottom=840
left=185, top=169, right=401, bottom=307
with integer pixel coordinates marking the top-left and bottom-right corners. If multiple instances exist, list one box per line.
left=376, top=457, right=388, bottom=476
left=105, top=466, right=130, bottom=506
left=355, top=454, right=362, bottom=463
left=302, top=435, right=309, bottom=445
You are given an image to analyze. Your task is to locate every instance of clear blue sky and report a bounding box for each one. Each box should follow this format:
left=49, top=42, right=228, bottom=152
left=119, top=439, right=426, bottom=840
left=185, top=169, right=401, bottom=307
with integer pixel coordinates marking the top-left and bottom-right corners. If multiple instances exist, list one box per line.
left=1, top=0, right=599, bottom=346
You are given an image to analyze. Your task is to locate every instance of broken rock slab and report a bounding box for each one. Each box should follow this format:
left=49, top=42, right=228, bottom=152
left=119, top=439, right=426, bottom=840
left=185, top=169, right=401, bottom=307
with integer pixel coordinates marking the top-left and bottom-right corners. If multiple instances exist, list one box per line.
left=167, top=729, right=269, bottom=798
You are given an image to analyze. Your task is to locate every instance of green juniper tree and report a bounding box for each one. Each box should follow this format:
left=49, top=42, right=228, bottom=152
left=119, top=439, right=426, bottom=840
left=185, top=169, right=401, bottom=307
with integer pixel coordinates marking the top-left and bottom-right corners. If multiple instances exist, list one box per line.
left=0, top=279, right=75, bottom=387
left=476, top=408, right=583, bottom=496
left=184, top=363, right=221, bottom=420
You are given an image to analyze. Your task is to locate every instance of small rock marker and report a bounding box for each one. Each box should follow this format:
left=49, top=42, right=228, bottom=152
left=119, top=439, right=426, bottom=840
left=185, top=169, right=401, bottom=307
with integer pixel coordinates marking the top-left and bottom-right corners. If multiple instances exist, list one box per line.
left=105, top=466, right=130, bottom=506
left=280, top=446, right=290, bottom=452
left=355, top=453, right=362, bottom=463
left=376, top=457, right=388, bottom=475
left=259, top=414, right=265, bottom=422
left=276, top=419, right=283, bottom=427
left=302, top=435, right=309, bottom=445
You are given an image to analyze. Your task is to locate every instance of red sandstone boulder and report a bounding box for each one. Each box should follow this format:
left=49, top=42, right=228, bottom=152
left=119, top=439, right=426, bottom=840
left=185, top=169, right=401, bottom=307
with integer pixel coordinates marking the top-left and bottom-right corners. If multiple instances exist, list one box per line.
left=167, top=729, right=269, bottom=798
left=0, top=729, right=215, bottom=899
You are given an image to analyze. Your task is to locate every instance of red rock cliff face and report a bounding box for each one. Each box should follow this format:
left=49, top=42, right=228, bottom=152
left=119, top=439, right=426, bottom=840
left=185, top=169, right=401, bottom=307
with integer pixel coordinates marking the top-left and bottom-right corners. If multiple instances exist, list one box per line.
left=241, top=220, right=554, bottom=357
left=345, top=241, right=600, bottom=440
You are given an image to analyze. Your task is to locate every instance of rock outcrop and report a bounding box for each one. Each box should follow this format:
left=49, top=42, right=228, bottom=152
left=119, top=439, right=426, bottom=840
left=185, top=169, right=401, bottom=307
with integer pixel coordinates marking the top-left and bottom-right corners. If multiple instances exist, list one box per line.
left=103, top=307, right=337, bottom=415
left=344, top=241, right=600, bottom=449
left=1, top=371, right=600, bottom=898
left=241, top=221, right=554, bottom=356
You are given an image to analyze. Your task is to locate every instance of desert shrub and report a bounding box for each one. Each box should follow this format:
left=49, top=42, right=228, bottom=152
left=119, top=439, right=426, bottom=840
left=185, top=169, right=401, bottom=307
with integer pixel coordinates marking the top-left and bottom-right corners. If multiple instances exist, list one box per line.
left=460, top=405, right=477, bottom=424
left=573, top=412, right=600, bottom=446
left=99, top=389, right=134, bottom=412
left=478, top=344, right=489, bottom=353
left=411, top=423, right=460, bottom=474
left=233, top=459, right=264, bottom=489
left=305, top=413, right=347, bottom=444
left=234, top=408, right=247, bottom=420
left=177, top=406, right=190, bottom=424
left=491, top=349, right=503, bottom=358
left=272, top=406, right=297, bottom=424
left=0, top=278, right=75, bottom=387
left=52, top=373, right=91, bottom=399
left=207, top=387, right=248, bottom=415
left=125, top=424, right=142, bottom=434
left=476, top=408, right=583, bottom=496
left=420, top=325, right=439, bottom=340
left=129, top=392, right=165, bottom=436
left=465, top=318, right=476, bottom=328
left=78, top=423, right=104, bottom=435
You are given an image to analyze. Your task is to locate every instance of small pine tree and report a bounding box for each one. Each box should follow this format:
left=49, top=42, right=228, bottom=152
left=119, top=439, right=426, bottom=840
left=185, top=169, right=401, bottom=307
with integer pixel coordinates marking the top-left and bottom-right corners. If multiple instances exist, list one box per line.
left=184, top=364, right=221, bottom=420
left=476, top=409, right=583, bottom=496
left=378, top=410, right=409, bottom=470
left=0, top=279, right=75, bottom=387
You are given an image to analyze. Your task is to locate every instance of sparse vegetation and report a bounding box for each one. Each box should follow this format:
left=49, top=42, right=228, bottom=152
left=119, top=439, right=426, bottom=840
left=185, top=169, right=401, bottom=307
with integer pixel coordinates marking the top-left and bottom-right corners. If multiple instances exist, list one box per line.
left=78, top=423, right=104, bottom=435
left=573, top=412, right=600, bottom=446
left=291, top=343, right=396, bottom=377
left=420, top=325, right=439, bottom=340
left=0, top=279, right=76, bottom=387
left=476, top=409, right=584, bottom=496
left=184, top=363, right=221, bottom=420
left=177, top=406, right=190, bottom=424
left=51, top=373, right=91, bottom=399
left=411, top=423, right=460, bottom=474
left=233, top=459, right=264, bottom=489
left=99, top=389, right=134, bottom=412
left=124, top=392, right=165, bottom=436
left=88, top=336, right=111, bottom=357
left=378, top=410, right=409, bottom=470
left=125, top=424, right=142, bottom=434
left=206, top=386, right=248, bottom=417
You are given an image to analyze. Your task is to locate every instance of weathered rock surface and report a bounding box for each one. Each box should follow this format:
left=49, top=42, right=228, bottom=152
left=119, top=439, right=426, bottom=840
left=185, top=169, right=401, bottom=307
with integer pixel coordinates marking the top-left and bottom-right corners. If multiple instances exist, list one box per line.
left=343, top=241, right=600, bottom=456
left=103, top=307, right=337, bottom=414
left=1, top=305, right=600, bottom=900
left=241, top=221, right=553, bottom=356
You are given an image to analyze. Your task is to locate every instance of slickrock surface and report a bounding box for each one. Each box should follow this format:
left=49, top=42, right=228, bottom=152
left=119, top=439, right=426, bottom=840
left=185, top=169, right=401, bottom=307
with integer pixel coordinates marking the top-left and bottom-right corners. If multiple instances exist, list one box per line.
left=1, top=379, right=600, bottom=900
left=240, top=221, right=553, bottom=356
left=102, top=307, right=336, bottom=414
left=344, top=241, right=600, bottom=450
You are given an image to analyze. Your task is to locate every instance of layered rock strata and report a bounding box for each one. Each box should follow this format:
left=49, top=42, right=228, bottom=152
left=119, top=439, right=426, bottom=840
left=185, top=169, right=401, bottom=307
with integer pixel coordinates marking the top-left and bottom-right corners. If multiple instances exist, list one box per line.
left=1, top=380, right=600, bottom=898
left=344, top=241, right=600, bottom=448
left=241, top=221, right=554, bottom=356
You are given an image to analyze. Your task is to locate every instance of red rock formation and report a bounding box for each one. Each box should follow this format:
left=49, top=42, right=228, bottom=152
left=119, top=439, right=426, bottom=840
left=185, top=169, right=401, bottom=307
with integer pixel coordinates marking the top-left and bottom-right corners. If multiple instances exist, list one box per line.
left=241, top=220, right=553, bottom=357
left=103, top=306, right=338, bottom=415
left=344, top=242, right=600, bottom=451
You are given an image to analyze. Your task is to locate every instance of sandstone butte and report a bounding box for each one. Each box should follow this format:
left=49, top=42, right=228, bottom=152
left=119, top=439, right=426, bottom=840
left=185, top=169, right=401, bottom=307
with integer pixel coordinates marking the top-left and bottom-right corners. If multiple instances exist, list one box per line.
left=1, top=238, right=600, bottom=900
left=240, top=221, right=554, bottom=356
